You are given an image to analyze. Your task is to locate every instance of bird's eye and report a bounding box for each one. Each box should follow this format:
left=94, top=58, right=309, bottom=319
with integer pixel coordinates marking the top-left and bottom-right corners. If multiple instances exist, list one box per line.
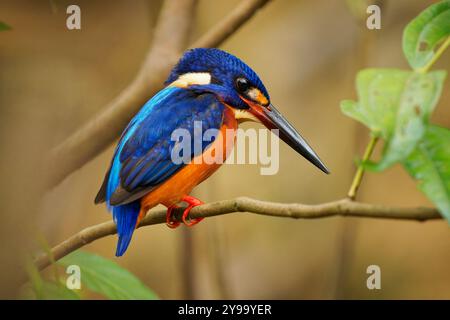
left=235, top=77, right=250, bottom=93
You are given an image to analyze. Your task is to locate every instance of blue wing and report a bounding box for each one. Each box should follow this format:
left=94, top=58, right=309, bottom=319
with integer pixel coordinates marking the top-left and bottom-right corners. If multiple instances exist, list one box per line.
left=95, top=86, right=225, bottom=206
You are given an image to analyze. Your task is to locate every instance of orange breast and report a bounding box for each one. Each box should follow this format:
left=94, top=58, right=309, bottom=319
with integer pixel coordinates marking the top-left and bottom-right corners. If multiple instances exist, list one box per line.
left=140, top=107, right=237, bottom=210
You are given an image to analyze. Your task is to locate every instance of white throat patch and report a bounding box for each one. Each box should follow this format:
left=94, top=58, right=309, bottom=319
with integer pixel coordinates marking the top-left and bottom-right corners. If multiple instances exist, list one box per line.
left=171, top=72, right=212, bottom=87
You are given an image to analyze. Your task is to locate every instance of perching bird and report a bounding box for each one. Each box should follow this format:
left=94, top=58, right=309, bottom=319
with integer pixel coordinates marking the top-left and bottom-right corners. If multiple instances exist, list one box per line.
left=95, top=48, right=329, bottom=256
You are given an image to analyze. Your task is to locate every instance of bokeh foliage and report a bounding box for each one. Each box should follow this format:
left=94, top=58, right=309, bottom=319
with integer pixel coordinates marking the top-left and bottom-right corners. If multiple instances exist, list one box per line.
left=23, top=251, right=158, bottom=300
left=341, top=0, right=450, bottom=221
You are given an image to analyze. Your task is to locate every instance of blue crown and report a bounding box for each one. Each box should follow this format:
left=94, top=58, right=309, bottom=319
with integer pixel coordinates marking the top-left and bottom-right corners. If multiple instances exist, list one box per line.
left=166, top=48, right=270, bottom=101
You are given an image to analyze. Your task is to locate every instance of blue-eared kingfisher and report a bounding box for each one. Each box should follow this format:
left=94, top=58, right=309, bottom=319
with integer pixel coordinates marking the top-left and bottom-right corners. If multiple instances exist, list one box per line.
left=95, top=48, right=329, bottom=256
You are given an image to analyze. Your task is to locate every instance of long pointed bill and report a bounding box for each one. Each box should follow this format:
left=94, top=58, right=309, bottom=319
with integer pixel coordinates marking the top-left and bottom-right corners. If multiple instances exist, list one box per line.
left=248, top=102, right=329, bottom=174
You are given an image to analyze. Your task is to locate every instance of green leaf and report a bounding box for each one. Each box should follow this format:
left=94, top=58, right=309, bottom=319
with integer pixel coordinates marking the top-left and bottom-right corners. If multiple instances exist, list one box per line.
left=341, top=69, right=446, bottom=171
left=403, top=0, right=450, bottom=71
left=20, top=281, right=80, bottom=300
left=0, top=21, right=11, bottom=31
left=341, top=69, right=411, bottom=139
left=24, top=257, right=45, bottom=299
left=23, top=255, right=80, bottom=300
left=403, top=125, right=450, bottom=222
left=370, top=70, right=446, bottom=170
left=58, top=251, right=158, bottom=300
left=31, top=282, right=80, bottom=300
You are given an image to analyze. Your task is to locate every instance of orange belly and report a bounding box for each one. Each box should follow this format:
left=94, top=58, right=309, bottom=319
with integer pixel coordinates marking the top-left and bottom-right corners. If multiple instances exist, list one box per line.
left=140, top=107, right=237, bottom=213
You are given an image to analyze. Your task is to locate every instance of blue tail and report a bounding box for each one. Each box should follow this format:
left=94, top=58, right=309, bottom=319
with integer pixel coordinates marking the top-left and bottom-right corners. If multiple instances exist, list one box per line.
left=112, top=201, right=140, bottom=256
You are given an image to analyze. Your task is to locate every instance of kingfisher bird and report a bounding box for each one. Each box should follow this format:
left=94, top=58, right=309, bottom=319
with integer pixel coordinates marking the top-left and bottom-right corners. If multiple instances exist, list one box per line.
left=95, top=48, right=329, bottom=256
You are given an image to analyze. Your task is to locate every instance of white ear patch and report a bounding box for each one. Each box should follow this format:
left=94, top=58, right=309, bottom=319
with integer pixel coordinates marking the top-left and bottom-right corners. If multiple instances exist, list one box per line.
left=171, top=72, right=212, bottom=87
left=234, top=109, right=259, bottom=123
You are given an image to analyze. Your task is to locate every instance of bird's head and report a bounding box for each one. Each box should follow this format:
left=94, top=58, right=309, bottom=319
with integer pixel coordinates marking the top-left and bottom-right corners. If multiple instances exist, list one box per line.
left=166, top=48, right=329, bottom=174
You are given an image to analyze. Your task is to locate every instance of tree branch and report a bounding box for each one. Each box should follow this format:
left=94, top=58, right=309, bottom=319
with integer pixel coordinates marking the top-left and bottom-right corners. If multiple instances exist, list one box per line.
left=34, top=197, right=441, bottom=271
left=45, top=0, right=272, bottom=188
left=45, top=0, right=197, bottom=188
left=190, top=0, right=271, bottom=48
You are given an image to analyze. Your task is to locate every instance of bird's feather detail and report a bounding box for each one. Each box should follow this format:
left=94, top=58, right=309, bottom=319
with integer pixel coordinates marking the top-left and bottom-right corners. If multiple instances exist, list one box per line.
left=97, top=86, right=225, bottom=207
left=113, top=201, right=140, bottom=257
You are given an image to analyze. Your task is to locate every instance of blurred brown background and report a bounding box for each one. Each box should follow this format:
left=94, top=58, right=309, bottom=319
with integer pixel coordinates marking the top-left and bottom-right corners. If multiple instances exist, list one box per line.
left=0, top=0, right=449, bottom=299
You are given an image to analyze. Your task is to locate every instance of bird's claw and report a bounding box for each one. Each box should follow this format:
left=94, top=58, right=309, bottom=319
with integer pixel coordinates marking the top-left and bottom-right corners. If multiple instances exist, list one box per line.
left=166, top=205, right=181, bottom=228
left=166, top=196, right=204, bottom=228
left=181, top=198, right=204, bottom=227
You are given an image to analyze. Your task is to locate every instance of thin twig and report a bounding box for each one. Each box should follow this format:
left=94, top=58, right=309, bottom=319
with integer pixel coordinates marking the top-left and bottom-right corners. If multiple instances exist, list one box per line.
left=190, top=0, right=271, bottom=48
left=46, top=0, right=272, bottom=189
left=33, top=197, right=441, bottom=271
left=347, top=135, right=379, bottom=200
left=45, top=0, right=197, bottom=188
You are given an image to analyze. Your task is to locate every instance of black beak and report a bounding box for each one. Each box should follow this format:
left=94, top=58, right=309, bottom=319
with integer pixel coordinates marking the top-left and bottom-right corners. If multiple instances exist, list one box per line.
left=258, top=104, right=329, bottom=174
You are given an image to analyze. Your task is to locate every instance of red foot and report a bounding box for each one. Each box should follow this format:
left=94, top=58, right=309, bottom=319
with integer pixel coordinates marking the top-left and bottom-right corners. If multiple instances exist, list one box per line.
left=181, top=195, right=204, bottom=227
left=165, top=196, right=204, bottom=228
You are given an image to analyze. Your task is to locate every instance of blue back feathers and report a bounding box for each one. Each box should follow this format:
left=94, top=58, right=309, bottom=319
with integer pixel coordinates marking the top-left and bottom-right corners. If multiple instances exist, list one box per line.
left=103, top=86, right=225, bottom=256
left=106, top=87, right=177, bottom=207
left=107, top=87, right=177, bottom=256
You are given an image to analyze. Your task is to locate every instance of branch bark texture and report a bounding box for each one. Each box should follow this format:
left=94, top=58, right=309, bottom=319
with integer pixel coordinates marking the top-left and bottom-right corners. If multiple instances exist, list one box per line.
left=34, top=197, right=441, bottom=271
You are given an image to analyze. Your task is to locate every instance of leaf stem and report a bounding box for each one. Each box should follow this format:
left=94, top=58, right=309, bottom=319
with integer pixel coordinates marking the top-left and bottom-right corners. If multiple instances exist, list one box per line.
left=347, top=136, right=379, bottom=200
left=417, top=36, right=450, bottom=74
